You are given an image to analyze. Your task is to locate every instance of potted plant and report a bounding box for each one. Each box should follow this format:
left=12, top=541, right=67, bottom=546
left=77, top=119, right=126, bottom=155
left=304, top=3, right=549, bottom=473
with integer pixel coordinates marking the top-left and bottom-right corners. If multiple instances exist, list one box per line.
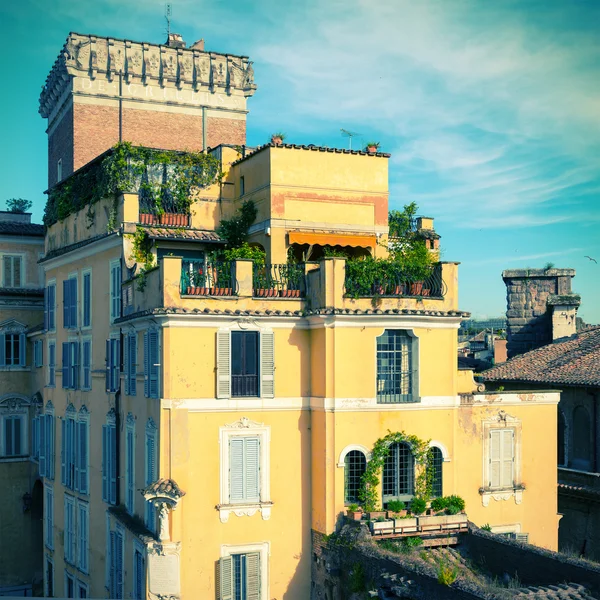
left=369, top=515, right=393, bottom=535
left=271, top=132, right=286, bottom=146
left=366, top=508, right=387, bottom=521
left=346, top=504, right=363, bottom=521
left=386, top=500, right=407, bottom=519
left=409, top=497, right=427, bottom=516
left=365, top=141, right=380, bottom=154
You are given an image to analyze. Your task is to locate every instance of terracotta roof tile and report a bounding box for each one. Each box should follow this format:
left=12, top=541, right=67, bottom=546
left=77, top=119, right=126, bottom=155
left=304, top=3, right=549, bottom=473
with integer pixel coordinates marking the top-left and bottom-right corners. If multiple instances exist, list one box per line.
left=0, top=288, right=44, bottom=297
left=481, top=326, right=600, bottom=387
left=142, top=226, right=223, bottom=243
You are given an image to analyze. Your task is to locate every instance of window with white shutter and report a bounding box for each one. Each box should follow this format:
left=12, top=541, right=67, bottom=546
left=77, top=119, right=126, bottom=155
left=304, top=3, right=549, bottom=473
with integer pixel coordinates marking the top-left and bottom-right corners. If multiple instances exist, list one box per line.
left=77, top=501, right=89, bottom=573
left=219, top=552, right=262, bottom=600
left=145, top=419, right=157, bottom=531
left=45, top=486, right=53, bottom=549
left=216, top=330, right=231, bottom=399
left=2, top=255, right=23, bottom=287
left=48, top=340, right=56, bottom=387
left=489, top=429, right=514, bottom=489
left=144, top=330, right=159, bottom=398
left=126, top=332, right=137, bottom=396
left=102, top=414, right=117, bottom=505
left=229, top=437, right=260, bottom=503
left=126, top=415, right=135, bottom=515
left=82, top=270, right=92, bottom=328
left=110, top=260, right=122, bottom=322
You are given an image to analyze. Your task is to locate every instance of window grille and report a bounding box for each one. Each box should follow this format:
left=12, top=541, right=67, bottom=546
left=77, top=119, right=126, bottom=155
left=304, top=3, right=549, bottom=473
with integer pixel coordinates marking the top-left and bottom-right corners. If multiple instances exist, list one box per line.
left=427, top=447, right=443, bottom=498
left=376, top=330, right=415, bottom=403
left=344, top=450, right=367, bottom=504
left=1, top=333, right=25, bottom=366
left=231, top=331, right=259, bottom=397
left=219, top=552, right=261, bottom=600
left=3, top=415, right=23, bottom=456
left=383, top=442, right=414, bottom=500
left=229, top=436, right=260, bottom=503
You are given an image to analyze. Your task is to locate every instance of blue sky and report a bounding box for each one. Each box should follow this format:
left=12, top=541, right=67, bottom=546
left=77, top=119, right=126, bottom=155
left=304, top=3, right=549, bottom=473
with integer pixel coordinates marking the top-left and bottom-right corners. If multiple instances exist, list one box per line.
left=1, top=0, right=599, bottom=322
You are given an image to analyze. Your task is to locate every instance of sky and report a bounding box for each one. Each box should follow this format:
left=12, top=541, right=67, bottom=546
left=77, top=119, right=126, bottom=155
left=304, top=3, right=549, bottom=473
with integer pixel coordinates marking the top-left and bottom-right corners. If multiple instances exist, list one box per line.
left=1, top=0, right=599, bottom=322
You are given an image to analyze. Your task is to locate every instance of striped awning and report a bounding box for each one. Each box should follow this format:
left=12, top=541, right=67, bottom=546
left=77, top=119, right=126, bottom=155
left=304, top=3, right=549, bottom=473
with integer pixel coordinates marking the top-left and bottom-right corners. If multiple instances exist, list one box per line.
left=288, top=231, right=377, bottom=249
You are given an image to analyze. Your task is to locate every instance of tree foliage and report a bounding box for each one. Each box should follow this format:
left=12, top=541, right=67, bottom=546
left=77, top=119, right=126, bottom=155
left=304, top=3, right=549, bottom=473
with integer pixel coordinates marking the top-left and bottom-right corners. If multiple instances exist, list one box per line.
left=6, top=198, right=32, bottom=213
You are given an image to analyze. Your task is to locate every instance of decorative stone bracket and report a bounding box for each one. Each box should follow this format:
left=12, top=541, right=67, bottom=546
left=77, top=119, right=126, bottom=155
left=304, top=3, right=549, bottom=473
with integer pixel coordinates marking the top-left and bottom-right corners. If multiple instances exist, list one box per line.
left=479, top=486, right=525, bottom=507
left=142, top=478, right=186, bottom=542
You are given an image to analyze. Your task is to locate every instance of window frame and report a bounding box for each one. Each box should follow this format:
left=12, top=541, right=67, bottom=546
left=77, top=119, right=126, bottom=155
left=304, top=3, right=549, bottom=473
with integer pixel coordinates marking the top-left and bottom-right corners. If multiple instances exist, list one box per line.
left=64, top=494, right=76, bottom=565
left=343, top=449, right=368, bottom=505
left=145, top=418, right=158, bottom=531
left=125, top=331, right=137, bottom=396
left=109, top=259, right=122, bottom=323
left=77, top=500, right=89, bottom=574
left=45, top=555, right=54, bottom=598
left=81, top=336, right=92, bottom=391
left=63, top=273, right=78, bottom=330
left=144, top=329, right=160, bottom=399
left=133, top=540, right=146, bottom=600
left=382, top=442, right=415, bottom=503
left=219, top=541, right=269, bottom=600
left=81, top=268, right=92, bottom=329
left=106, top=335, right=121, bottom=393
left=45, top=485, right=54, bottom=550
left=126, top=414, right=136, bottom=515
left=1, top=332, right=26, bottom=367
left=102, top=411, right=117, bottom=505
left=46, top=279, right=57, bottom=332
left=47, top=339, right=56, bottom=387
left=1, top=253, right=24, bottom=288
left=34, top=339, right=44, bottom=368
left=1, top=413, right=26, bottom=457
left=375, top=329, right=419, bottom=404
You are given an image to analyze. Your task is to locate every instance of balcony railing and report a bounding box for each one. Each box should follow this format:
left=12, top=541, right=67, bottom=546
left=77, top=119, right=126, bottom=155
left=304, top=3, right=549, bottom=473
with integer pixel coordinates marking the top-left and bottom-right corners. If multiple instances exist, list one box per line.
left=181, top=259, right=237, bottom=296
left=345, top=262, right=446, bottom=298
left=253, top=263, right=306, bottom=298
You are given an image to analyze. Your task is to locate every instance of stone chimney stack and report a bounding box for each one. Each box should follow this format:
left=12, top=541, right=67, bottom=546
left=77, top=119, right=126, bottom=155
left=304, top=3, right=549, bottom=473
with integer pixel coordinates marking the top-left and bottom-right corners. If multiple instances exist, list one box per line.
left=502, top=268, right=578, bottom=359
left=0, top=211, right=32, bottom=224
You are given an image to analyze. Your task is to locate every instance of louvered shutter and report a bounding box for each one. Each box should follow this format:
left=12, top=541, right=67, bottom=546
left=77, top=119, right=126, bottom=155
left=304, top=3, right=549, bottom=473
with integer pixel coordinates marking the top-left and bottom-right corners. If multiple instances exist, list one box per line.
left=489, top=430, right=501, bottom=488
left=49, top=285, right=55, bottom=330
left=44, top=286, right=48, bottom=331
left=109, top=531, right=116, bottom=598
left=79, top=421, right=88, bottom=494
left=105, top=340, right=111, bottom=392
left=128, top=334, right=137, bottom=395
left=102, top=425, right=109, bottom=502
left=71, top=342, right=80, bottom=389
left=0, top=333, right=5, bottom=366
left=39, top=414, right=46, bottom=477
left=61, top=419, right=66, bottom=485
left=149, top=331, right=159, bottom=398
left=127, top=428, right=134, bottom=512
left=63, top=280, right=70, bottom=328
left=143, top=332, right=150, bottom=397
left=83, top=273, right=91, bottom=327
left=116, top=531, right=124, bottom=599
left=110, top=426, right=117, bottom=505
left=260, top=330, right=274, bottom=398
left=14, top=257, right=21, bottom=287
left=218, top=556, right=233, bottom=600
left=245, top=437, right=260, bottom=502
left=69, top=278, right=78, bottom=328
left=501, top=429, right=514, bottom=488
left=229, top=438, right=244, bottom=502
left=135, top=550, right=144, bottom=599
left=79, top=504, right=88, bottom=571
left=49, top=415, right=55, bottom=479
left=2, top=255, right=10, bottom=287
left=17, top=333, right=25, bottom=366
left=217, top=331, right=231, bottom=399
left=62, top=343, right=70, bottom=388
left=246, top=552, right=261, bottom=600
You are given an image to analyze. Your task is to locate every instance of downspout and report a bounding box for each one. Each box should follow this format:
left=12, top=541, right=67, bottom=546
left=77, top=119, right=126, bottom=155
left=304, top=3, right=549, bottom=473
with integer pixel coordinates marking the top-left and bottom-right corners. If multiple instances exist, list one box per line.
left=118, top=71, right=123, bottom=143
left=202, top=106, right=207, bottom=150
left=115, top=330, right=123, bottom=503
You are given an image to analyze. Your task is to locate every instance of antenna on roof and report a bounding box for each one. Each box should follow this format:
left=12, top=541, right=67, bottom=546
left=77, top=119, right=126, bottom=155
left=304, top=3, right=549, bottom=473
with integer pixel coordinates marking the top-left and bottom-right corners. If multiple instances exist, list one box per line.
left=340, top=128, right=361, bottom=150
left=165, top=3, right=173, bottom=37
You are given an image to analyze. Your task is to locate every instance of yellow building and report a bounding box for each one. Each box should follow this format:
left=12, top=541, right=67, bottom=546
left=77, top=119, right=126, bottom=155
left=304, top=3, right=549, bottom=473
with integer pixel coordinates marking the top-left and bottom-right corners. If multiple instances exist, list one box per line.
left=33, top=30, right=560, bottom=600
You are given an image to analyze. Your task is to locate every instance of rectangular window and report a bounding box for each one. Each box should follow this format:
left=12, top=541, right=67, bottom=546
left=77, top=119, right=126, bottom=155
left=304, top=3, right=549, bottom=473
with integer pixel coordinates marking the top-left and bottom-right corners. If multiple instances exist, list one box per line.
left=126, top=421, right=135, bottom=514
left=3, top=415, right=24, bottom=456
left=45, top=282, right=56, bottom=331
left=489, top=429, right=515, bottom=489
left=376, top=330, right=416, bottom=403
left=219, top=553, right=261, bottom=600
left=48, top=340, right=56, bottom=386
left=65, top=570, right=75, bottom=599
left=0, top=332, right=26, bottom=367
left=106, top=338, right=120, bottom=393
left=110, top=260, right=122, bottom=322
left=102, top=423, right=117, bottom=505
left=229, top=436, right=260, bottom=503
left=145, top=428, right=157, bottom=530
left=82, top=270, right=92, bottom=328
left=63, top=276, right=78, bottom=329
left=45, top=557, right=54, bottom=598
left=64, top=495, right=76, bottom=564
left=34, top=339, right=43, bottom=368
left=32, top=416, right=40, bottom=461
left=62, top=341, right=80, bottom=389
left=77, top=581, right=88, bottom=599
left=45, top=486, right=53, bottom=549
left=231, top=331, right=259, bottom=397
left=77, top=501, right=89, bottom=573
left=3, top=254, right=23, bottom=287
left=82, top=339, right=92, bottom=391
left=46, top=413, right=55, bottom=480
left=133, top=543, right=145, bottom=600
left=61, top=416, right=77, bottom=490
left=77, top=420, right=89, bottom=494
left=125, top=332, right=137, bottom=396
left=240, top=175, right=245, bottom=196
left=144, top=330, right=159, bottom=398
left=110, top=528, right=124, bottom=599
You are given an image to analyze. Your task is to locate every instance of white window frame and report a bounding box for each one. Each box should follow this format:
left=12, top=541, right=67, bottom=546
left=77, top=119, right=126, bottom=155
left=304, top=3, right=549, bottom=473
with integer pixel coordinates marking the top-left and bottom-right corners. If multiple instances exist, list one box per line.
left=481, top=412, right=523, bottom=507
left=337, top=444, right=372, bottom=467
left=1, top=253, right=24, bottom=288
left=126, top=413, right=136, bottom=515
left=76, top=580, right=89, bottom=599
left=47, top=339, right=56, bottom=387
left=218, top=417, right=271, bottom=523
left=110, top=259, right=122, bottom=323
left=81, top=268, right=92, bottom=330
left=1, top=412, right=27, bottom=457
left=133, top=539, right=146, bottom=600
left=45, top=485, right=54, bottom=549
left=77, top=500, right=89, bottom=574
left=81, top=336, right=92, bottom=391
left=47, top=279, right=57, bottom=332
left=220, top=541, right=270, bottom=600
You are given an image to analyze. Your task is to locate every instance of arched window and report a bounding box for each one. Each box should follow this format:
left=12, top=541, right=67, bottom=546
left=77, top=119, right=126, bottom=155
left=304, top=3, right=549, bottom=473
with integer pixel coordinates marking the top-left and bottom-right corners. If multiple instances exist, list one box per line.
left=427, top=447, right=443, bottom=498
left=383, top=442, right=414, bottom=501
left=376, top=330, right=417, bottom=403
left=572, top=406, right=592, bottom=471
left=558, top=407, right=567, bottom=467
left=344, top=450, right=367, bottom=504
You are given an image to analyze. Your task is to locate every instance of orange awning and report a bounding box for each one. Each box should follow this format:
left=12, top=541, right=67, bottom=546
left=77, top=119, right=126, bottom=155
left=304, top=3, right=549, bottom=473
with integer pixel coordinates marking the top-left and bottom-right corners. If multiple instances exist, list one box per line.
left=288, top=231, right=377, bottom=249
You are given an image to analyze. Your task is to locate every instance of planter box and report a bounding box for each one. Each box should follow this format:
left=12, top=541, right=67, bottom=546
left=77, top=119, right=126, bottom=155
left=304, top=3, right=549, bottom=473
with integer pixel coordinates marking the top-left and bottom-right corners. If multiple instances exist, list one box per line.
left=369, top=520, right=394, bottom=535
left=418, top=514, right=468, bottom=531
left=366, top=511, right=387, bottom=520
left=393, top=517, right=418, bottom=533
left=387, top=510, right=407, bottom=519
left=159, top=213, right=189, bottom=227
left=442, top=514, right=468, bottom=529
left=279, top=289, right=301, bottom=298
left=347, top=511, right=363, bottom=521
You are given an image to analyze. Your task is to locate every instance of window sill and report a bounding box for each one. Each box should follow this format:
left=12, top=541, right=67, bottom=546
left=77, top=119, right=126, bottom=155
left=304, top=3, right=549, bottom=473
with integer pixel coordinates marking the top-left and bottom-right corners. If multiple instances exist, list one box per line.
left=479, top=486, right=524, bottom=507
left=0, top=456, right=30, bottom=463
left=217, top=501, right=273, bottom=523
left=0, top=366, right=30, bottom=371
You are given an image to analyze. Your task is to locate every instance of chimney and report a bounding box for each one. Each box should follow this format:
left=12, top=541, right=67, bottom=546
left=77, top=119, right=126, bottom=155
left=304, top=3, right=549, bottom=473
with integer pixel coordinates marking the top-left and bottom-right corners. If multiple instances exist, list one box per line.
left=165, top=33, right=186, bottom=48
left=548, top=294, right=580, bottom=341
left=191, top=39, right=205, bottom=51
left=415, top=216, right=440, bottom=252
left=502, top=268, right=577, bottom=359
left=0, top=211, right=32, bottom=224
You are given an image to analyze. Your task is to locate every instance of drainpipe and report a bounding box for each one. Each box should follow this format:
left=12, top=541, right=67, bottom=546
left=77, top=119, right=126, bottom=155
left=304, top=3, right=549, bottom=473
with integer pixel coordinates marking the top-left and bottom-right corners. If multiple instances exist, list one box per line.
left=118, top=71, right=123, bottom=143
left=115, top=330, right=123, bottom=504
left=202, top=106, right=207, bottom=150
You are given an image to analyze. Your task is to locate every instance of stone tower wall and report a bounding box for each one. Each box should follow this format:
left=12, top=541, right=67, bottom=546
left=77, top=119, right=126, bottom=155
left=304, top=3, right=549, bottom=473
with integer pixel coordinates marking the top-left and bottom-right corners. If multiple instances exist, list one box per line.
left=503, top=268, right=575, bottom=359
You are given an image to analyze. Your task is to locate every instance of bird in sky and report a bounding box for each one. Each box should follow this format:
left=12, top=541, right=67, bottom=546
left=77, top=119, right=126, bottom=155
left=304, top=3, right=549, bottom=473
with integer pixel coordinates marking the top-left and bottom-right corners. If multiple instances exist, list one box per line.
left=584, top=256, right=597, bottom=264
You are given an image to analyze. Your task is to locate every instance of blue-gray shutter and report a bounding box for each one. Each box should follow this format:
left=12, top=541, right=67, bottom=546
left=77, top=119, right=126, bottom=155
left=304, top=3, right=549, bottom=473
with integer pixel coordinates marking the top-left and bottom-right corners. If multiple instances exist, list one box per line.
left=109, top=531, right=116, bottom=598
left=0, top=333, right=5, bottom=366
left=105, top=340, right=111, bottom=392
left=110, top=425, right=117, bottom=505
left=245, top=552, right=261, bottom=600
left=102, top=425, right=109, bottom=502
left=63, top=280, right=70, bottom=328
left=245, top=437, right=260, bottom=502
left=229, top=437, right=244, bottom=502
left=128, top=334, right=137, bottom=395
left=71, top=342, right=80, bottom=389
left=44, top=286, right=48, bottom=331
left=69, top=278, right=78, bottom=328
left=83, top=273, right=91, bottom=327
left=61, top=419, right=66, bottom=485
left=134, top=549, right=144, bottom=599
left=49, top=415, right=55, bottom=479
left=39, top=414, right=46, bottom=477
left=18, top=333, right=26, bottom=367
left=62, top=343, right=70, bottom=388
left=219, top=556, right=233, bottom=600
left=127, top=428, right=134, bottom=512
left=149, top=331, right=159, bottom=398
left=143, top=332, right=150, bottom=397
left=116, top=530, right=124, bottom=599
left=260, top=330, right=274, bottom=398
left=216, top=331, right=231, bottom=399
left=79, top=421, right=88, bottom=494
left=49, top=284, right=55, bottom=330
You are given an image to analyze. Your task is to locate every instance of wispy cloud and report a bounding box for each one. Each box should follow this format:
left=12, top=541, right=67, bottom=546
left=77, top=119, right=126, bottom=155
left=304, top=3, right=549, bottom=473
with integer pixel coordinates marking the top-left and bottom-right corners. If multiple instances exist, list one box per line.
left=468, top=247, right=584, bottom=267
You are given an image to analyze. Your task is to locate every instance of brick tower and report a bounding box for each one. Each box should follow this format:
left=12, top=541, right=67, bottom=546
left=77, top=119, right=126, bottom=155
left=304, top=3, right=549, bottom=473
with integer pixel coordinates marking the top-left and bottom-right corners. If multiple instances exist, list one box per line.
left=39, top=32, right=257, bottom=187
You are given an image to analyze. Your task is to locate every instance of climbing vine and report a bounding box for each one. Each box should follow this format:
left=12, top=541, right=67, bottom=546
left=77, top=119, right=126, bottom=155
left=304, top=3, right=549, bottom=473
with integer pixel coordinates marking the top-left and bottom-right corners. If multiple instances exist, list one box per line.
left=44, top=142, right=222, bottom=227
left=216, top=199, right=257, bottom=249
left=128, top=227, right=155, bottom=291
left=359, top=430, right=432, bottom=512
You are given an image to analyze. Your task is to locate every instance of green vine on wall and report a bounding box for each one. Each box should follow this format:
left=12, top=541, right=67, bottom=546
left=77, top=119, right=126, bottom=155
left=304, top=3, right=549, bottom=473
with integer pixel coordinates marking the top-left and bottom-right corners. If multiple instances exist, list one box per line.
left=129, top=226, right=155, bottom=291
left=359, top=430, right=432, bottom=512
left=216, top=199, right=257, bottom=249
left=44, top=142, right=222, bottom=227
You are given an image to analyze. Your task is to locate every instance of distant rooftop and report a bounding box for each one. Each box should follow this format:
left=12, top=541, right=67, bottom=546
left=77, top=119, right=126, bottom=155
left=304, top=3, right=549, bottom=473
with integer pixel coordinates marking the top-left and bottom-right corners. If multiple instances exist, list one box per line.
left=0, top=212, right=44, bottom=236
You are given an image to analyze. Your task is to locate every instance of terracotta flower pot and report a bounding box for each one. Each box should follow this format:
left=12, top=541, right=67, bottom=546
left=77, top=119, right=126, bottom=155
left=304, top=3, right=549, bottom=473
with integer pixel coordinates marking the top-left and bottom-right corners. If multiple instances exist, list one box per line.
left=347, top=510, right=363, bottom=521
left=410, top=282, right=424, bottom=296
left=367, top=145, right=378, bottom=154
left=290, top=289, right=301, bottom=298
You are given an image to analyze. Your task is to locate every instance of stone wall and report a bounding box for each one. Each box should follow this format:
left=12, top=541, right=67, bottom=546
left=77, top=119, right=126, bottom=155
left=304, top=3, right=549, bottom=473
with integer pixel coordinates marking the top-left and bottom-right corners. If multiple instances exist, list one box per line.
left=502, top=268, right=575, bottom=358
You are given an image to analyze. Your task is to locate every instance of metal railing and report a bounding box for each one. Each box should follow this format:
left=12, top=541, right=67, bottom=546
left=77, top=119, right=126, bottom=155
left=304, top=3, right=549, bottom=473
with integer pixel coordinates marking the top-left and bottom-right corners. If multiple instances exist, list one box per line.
left=345, top=262, right=446, bottom=298
left=181, top=259, right=237, bottom=296
left=253, top=263, right=305, bottom=298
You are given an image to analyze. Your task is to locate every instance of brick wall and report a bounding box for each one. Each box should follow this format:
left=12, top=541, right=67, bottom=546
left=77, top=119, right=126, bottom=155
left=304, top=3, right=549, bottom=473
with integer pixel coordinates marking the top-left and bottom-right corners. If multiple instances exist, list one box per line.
left=48, top=106, right=74, bottom=187
left=206, top=117, right=246, bottom=148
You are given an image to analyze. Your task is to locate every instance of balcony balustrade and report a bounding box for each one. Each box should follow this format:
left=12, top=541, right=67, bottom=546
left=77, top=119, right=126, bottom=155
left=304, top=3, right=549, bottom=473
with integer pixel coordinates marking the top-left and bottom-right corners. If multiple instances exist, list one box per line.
left=253, top=263, right=306, bottom=298
left=181, top=259, right=237, bottom=296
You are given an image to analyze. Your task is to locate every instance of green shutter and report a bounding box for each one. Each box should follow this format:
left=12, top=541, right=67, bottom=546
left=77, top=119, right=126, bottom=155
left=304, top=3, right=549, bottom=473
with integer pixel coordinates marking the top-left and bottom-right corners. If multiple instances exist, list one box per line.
left=245, top=552, right=261, bottom=600
left=260, top=330, right=274, bottom=398
left=217, top=331, right=231, bottom=399
left=219, top=556, right=233, bottom=600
